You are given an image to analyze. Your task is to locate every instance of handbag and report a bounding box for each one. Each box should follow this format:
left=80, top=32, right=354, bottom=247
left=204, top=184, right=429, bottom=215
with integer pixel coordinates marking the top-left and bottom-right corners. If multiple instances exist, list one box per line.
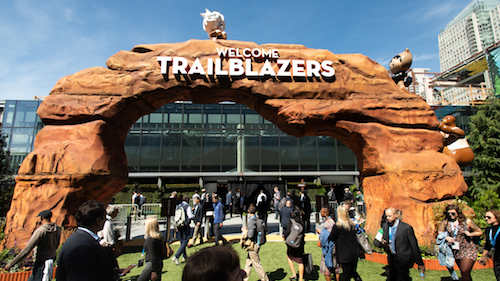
left=356, top=231, right=372, bottom=254
left=304, top=253, right=314, bottom=274
left=161, top=238, right=174, bottom=259
left=137, top=258, right=144, bottom=267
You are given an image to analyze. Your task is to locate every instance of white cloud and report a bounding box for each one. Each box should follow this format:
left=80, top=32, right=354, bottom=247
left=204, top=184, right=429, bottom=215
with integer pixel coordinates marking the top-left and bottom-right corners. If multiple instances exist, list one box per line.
left=413, top=53, right=439, bottom=62
left=422, top=1, right=457, bottom=19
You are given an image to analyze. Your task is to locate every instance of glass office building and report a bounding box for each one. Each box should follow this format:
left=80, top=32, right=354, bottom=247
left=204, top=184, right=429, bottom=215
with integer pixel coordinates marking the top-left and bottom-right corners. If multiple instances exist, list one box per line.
left=0, top=100, right=360, bottom=185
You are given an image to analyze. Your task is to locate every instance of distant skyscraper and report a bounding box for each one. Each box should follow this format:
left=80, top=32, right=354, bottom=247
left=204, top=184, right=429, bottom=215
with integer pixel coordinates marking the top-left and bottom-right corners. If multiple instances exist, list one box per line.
left=408, top=68, right=435, bottom=104
left=438, top=0, right=500, bottom=102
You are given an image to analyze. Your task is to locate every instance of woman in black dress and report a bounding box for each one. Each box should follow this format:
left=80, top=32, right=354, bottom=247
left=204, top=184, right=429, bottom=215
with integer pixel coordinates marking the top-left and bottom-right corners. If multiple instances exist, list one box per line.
left=285, top=209, right=306, bottom=281
left=328, top=205, right=359, bottom=281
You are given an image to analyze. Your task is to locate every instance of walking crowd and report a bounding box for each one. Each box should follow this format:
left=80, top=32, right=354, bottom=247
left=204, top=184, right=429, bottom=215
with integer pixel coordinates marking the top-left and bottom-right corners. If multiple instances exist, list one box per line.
left=3, top=183, right=499, bottom=281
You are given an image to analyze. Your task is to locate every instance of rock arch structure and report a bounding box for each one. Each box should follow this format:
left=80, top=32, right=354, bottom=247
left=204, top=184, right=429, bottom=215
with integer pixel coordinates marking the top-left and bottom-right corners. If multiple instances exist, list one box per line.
left=3, top=40, right=467, bottom=248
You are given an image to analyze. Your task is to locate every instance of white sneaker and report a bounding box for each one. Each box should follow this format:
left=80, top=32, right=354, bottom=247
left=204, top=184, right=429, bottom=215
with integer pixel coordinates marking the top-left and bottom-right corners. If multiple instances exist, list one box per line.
left=181, top=256, right=188, bottom=263
left=172, top=256, right=179, bottom=265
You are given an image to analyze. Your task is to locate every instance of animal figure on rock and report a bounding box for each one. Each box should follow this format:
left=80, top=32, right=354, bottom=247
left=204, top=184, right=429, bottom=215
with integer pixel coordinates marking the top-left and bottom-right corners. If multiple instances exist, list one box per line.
left=438, top=115, right=475, bottom=167
left=389, top=48, right=413, bottom=89
left=201, top=9, right=227, bottom=40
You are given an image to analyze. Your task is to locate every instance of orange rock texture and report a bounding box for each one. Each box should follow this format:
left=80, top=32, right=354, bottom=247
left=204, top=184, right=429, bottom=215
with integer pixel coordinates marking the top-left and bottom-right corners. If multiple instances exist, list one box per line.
left=2, top=40, right=467, bottom=249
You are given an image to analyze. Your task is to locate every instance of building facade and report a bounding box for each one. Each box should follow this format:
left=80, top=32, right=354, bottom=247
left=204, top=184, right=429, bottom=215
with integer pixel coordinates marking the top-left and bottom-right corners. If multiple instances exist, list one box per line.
left=0, top=100, right=359, bottom=186
left=438, top=0, right=500, bottom=102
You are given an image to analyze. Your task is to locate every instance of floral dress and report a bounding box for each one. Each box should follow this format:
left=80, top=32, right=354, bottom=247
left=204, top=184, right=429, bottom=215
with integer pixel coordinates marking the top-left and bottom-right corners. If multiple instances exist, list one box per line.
left=445, top=220, right=478, bottom=260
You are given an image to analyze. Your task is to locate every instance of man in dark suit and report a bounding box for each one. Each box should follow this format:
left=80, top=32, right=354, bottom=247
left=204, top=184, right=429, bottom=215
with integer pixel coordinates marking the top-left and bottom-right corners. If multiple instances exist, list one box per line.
left=279, top=200, right=293, bottom=237
left=300, top=190, right=312, bottom=232
left=57, top=201, right=117, bottom=281
left=382, top=207, right=425, bottom=281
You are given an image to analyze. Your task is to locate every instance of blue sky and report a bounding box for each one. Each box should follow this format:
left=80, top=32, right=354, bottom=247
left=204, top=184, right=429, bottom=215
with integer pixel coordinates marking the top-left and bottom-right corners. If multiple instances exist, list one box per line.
left=0, top=0, right=474, bottom=100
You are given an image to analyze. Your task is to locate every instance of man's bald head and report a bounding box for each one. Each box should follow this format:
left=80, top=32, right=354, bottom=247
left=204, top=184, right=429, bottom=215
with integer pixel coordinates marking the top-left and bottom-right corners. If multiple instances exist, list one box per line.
left=385, top=207, right=398, bottom=225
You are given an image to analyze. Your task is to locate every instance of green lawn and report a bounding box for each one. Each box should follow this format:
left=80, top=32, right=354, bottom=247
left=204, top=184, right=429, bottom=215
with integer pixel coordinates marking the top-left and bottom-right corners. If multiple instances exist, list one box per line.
left=116, top=240, right=496, bottom=281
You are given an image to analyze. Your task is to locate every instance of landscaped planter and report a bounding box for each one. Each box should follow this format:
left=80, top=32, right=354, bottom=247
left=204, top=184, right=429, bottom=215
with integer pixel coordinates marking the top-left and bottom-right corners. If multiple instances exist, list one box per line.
left=0, top=268, right=57, bottom=281
left=364, top=252, right=494, bottom=271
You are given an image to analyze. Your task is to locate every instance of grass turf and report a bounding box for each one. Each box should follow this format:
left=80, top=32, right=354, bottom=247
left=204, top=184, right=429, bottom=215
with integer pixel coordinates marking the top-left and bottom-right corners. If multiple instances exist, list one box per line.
left=116, top=240, right=496, bottom=281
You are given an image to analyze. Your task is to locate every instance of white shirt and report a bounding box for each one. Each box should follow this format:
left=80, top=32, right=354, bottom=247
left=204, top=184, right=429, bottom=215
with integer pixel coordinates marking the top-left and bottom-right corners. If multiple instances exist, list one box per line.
left=98, top=215, right=115, bottom=247
left=256, top=193, right=267, bottom=205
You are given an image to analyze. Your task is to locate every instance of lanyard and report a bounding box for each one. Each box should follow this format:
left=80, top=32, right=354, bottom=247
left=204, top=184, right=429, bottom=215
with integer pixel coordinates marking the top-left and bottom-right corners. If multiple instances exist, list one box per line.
left=450, top=221, right=458, bottom=237
left=490, top=226, right=500, bottom=248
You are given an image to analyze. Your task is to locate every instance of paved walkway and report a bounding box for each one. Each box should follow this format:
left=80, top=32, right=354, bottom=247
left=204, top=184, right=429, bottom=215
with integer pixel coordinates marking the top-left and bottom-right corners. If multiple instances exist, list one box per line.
left=121, top=212, right=321, bottom=246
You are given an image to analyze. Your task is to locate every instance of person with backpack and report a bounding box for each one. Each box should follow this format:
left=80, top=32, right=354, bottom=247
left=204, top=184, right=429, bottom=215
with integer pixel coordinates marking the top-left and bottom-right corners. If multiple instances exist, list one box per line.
left=241, top=204, right=269, bottom=281
left=285, top=209, right=305, bottom=281
left=172, top=195, right=194, bottom=265
left=317, top=207, right=340, bottom=281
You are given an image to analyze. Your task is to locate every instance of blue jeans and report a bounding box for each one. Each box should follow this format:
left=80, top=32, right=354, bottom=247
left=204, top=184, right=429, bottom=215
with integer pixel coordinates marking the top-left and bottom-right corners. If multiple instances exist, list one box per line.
left=274, top=203, right=279, bottom=219
left=175, top=226, right=190, bottom=258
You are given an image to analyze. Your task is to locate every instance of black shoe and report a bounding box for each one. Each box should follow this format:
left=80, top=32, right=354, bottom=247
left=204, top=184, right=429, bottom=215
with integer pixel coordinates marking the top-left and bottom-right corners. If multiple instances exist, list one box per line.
left=289, top=276, right=297, bottom=280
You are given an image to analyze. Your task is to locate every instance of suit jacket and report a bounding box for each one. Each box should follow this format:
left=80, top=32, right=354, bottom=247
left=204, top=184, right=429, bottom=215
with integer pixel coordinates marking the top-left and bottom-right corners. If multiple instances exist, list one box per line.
left=194, top=203, right=204, bottom=223
left=328, top=225, right=359, bottom=263
left=382, top=220, right=424, bottom=269
left=56, top=228, right=114, bottom=281
left=280, top=206, right=293, bottom=229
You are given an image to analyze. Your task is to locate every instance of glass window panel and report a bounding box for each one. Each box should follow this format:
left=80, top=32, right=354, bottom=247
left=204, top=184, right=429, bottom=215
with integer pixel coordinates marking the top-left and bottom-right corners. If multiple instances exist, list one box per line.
left=202, top=129, right=221, bottom=171
left=181, top=129, right=202, bottom=171
left=139, top=129, right=161, bottom=171
left=318, top=136, right=337, bottom=171
left=13, top=101, right=38, bottom=128
left=207, top=114, right=221, bottom=124
left=300, top=136, right=318, bottom=171
left=188, top=114, right=202, bottom=124
left=221, top=129, right=237, bottom=172
left=125, top=130, right=141, bottom=172
left=2, top=101, right=16, bottom=127
left=245, top=114, right=260, bottom=124
left=280, top=133, right=299, bottom=171
left=9, top=128, right=34, bottom=153
left=261, top=129, right=280, bottom=172
left=170, top=114, right=183, bottom=123
left=338, top=141, right=356, bottom=171
left=161, top=129, right=181, bottom=171
left=150, top=113, right=163, bottom=123
left=226, top=114, right=240, bottom=124
left=244, top=130, right=260, bottom=172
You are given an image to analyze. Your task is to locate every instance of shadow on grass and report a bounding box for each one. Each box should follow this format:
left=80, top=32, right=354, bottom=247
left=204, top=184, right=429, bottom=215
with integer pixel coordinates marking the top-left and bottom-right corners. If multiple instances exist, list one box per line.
left=122, top=268, right=169, bottom=281
left=268, top=268, right=286, bottom=280
left=305, top=265, right=320, bottom=280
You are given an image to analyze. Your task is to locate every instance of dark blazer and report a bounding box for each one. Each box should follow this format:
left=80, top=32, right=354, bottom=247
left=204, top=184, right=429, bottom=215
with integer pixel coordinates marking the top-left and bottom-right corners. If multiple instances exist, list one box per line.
left=328, top=224, right=359, bottom=263
left=280, top=206, right=293, bottom=229
left=193, top=203, right=204, bottom=223
left=382, top=220, right=424, bottom=269
left=56, top=228, right=114, bottom=281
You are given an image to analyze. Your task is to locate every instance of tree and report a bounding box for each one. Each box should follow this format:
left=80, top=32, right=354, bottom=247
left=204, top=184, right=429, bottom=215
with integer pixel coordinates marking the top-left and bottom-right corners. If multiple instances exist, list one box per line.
left=0, top=132, right=14, bottom=218
left=466, top=97, right=500, bottom=224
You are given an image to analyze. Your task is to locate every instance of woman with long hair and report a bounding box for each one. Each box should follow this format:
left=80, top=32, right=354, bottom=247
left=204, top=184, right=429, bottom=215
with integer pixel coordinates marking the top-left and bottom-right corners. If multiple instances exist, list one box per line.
left=328, top=206, right=359, bottom=281
left=285, top=208, right=306, bottom=281
left=438, top=204, right=482, bottom=281
left=478, top=209, right=500, bottom=280
left=138, top=218, right=165, bottom=281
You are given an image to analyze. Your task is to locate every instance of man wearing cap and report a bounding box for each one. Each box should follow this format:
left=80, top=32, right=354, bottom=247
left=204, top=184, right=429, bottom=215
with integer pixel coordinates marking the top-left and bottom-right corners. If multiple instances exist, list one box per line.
left=5, top=210, right=61, bottom=281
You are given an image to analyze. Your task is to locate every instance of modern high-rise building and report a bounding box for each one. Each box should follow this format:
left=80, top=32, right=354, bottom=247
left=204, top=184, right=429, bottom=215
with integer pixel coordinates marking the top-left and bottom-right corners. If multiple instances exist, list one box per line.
left=438, top=0, right=500, bottom=102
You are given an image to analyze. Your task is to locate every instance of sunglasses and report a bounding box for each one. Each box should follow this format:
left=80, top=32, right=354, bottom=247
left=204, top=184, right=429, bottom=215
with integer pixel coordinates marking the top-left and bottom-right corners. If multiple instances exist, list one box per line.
left=486, top=216, right=492, bottom=219
left=447, top=212, right=457, bottom=216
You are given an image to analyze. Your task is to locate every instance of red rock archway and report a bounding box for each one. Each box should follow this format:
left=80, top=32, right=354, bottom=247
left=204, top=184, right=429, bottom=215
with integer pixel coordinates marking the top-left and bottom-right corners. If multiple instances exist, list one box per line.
left=2, top=40, right=466, bottom=249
